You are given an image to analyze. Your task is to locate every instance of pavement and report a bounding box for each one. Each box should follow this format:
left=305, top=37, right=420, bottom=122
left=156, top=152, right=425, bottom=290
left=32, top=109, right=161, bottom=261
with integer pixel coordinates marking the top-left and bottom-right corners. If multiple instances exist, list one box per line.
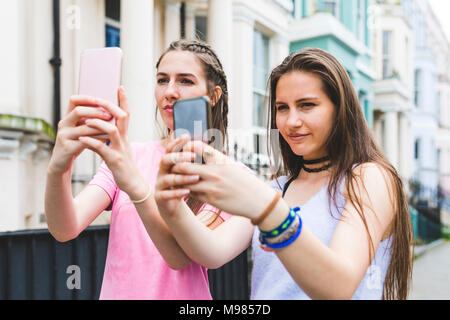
left=408, top=240, right=450, bottom=300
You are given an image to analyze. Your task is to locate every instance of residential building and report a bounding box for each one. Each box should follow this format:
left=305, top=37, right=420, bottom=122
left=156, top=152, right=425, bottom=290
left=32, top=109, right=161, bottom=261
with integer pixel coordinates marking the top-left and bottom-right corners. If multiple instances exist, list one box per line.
left=410, top=0, right=442, bottom=192
left=0, top=0, right=293, bottom=231
left=289, top=0, right=375, bottom=128
left=370, top=0, right=414, bottom=183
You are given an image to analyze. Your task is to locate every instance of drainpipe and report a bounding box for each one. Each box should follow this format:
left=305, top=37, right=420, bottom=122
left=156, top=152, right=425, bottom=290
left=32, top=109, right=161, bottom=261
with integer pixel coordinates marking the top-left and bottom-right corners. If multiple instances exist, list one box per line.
left=180, top=2, right=186, bottom=39
left=49, top=0, right=61, bottom=133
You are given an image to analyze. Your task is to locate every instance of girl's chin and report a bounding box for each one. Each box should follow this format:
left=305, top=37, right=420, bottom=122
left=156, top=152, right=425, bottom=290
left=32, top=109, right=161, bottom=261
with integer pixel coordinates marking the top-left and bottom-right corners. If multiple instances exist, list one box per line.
left=161, top=117, right=174, bottom=131
left=290, top=147, right=317, bottom=159
left=288, top=145, right=308, bottom=156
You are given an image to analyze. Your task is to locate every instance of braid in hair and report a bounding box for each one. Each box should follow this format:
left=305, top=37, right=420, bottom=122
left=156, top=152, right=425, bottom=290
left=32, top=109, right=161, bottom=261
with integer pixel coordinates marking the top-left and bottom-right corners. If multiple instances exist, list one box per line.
left=156, top=40, right=230, bottom=216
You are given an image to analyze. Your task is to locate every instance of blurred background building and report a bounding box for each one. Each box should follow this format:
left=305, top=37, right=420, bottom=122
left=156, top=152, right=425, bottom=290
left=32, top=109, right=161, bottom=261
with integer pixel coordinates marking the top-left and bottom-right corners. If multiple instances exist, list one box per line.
left=1, top=0, right=449, bottom=241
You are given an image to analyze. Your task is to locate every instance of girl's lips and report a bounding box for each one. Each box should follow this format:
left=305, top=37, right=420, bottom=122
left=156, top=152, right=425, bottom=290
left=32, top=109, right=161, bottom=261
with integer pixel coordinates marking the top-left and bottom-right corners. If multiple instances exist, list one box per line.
left=288, top=134, right=309, bottom=142
left=163, top=105, right=173, bottom=114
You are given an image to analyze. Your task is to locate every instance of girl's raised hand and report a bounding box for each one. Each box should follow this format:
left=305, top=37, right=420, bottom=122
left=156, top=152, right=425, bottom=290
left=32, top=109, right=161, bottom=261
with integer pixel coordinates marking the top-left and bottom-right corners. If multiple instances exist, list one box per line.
left=77, top=87, right=147, bottom=200
left=154, top=134, right=201, bottom=215
left=169, top=141, right=277, bottom=220
left=48, top=95, right=114, bottom=176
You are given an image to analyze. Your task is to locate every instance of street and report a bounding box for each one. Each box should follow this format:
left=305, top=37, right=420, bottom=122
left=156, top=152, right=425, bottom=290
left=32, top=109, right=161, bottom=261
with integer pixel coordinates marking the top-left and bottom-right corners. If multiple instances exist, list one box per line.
left=409, top=241, right=450, bottom=300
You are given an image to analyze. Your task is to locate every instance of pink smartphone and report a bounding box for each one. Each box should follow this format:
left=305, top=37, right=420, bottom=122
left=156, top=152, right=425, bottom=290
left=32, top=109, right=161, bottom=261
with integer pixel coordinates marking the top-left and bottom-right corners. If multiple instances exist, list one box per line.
left=78, top=47, right=122, bottom=138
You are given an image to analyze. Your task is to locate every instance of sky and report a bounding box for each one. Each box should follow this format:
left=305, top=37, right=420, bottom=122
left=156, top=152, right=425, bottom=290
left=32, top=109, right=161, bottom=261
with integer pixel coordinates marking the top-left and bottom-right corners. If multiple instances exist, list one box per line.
left=428, top=0, right=450, bottom=42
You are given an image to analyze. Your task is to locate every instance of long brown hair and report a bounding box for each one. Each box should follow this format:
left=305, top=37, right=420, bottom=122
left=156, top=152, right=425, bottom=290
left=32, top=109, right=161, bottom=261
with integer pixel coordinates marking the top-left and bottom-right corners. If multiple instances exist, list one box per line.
left=267, top=48, right=413, bottom=300
left=156, top=39, right=229, bottom=214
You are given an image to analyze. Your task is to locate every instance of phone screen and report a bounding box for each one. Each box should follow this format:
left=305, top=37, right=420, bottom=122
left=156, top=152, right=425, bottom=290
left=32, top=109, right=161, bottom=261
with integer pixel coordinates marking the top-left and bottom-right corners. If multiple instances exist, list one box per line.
left=78, top=47, right=122, bottom=126
left=77, top=47, right=122, bottom=139
left=173, top=96, right=212, bottom=141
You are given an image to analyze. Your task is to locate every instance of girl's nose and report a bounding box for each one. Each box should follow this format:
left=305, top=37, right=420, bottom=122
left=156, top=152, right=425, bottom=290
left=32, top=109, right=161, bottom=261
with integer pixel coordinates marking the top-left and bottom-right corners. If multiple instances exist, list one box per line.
left=286, top=110, right=303, bottom=128
left=164, top=80, right=180, bottom=101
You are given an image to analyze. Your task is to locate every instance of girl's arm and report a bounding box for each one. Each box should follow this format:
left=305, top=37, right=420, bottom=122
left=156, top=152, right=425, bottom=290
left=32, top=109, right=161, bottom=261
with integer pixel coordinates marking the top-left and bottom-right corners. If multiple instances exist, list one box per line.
left=258, top=163, right=394, bottom=299
left=45, top=95, right=116, bottom=242
left=157, top=201, right=254, bottom=269
left=169, top=143, right=395, bottom=299
left=154, top=138, right=254, bottom=269
left=61, top=89, right=193, bottom=270
left=45, top=168, right=111, bottom=242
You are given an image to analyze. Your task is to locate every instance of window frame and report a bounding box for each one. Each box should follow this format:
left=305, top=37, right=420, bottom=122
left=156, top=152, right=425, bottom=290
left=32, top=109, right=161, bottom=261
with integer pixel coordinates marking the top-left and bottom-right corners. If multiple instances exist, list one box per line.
left=382, top=30, right=392, bottom=79
left=252, top=29, right=271, bottom=155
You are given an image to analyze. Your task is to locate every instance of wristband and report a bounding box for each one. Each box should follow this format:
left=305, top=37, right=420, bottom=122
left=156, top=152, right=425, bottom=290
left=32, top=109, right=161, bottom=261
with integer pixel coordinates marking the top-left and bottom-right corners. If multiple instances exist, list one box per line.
left=259, top=207, right=302, bottom=252
left=251, top=192, right=281, bottom=225
left=130, top=185, right=152, bottom=204
left=259, top=206, right=300, bottom=238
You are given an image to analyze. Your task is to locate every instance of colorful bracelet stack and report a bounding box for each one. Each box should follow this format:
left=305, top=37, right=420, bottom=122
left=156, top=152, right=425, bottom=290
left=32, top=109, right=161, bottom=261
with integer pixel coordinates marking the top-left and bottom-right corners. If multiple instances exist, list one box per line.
left=259, top=206, right=302, bottom=252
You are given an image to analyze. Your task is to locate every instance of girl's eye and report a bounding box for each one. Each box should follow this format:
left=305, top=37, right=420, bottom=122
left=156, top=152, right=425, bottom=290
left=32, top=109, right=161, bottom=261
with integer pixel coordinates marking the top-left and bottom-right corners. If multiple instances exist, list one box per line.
left=276, top=105, right=288, bottom=111
left=301, top=103, right=316, bottom=108
left=157, top=78, right=168, bottom=84
left=180, top=78, right=195, bottom=85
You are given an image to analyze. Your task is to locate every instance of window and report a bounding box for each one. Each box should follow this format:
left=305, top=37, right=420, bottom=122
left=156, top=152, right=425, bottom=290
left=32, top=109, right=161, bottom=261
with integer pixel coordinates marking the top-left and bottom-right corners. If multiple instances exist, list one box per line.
left=323, top=0, right=340, bottom=18
left=448, top=93, right=450, bottom=125
left=253, top=29, right=270, bottom=154
left=292, top=0, right=303, bottom=19
left=382, top=31, right=392, bottom=79
left=253, top=30, right=270, bottom=128
left=437, top=149, right=441, bottom=176
left=414, top=139, right=420, bottom=160
left=195, top=15, right=207, bottom=42
left=359, top=91, right=369, bottom=123
left=356, top=0, right=366, bottom=43
left=436, top=91, right=441, bottom=120
left=414, top=69, right=421, bottom=107
left=105, top=0, right=120, bottom=47
left=417, top=16, right=426, bottom=48
left=381, top=119, right=386, bottom=152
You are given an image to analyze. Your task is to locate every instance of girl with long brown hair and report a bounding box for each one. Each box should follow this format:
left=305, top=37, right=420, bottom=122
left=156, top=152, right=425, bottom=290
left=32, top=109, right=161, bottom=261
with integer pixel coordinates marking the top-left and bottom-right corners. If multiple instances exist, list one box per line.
left=45, top=39, right=253, bottom=299
left=158, top=47, right=413, bottom=299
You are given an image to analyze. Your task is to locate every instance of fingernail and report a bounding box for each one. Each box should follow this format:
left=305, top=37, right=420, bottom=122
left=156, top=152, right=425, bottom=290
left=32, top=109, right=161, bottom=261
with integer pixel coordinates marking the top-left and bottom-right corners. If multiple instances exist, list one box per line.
left=189, top=175, right=199, bottom=181
left=180, top=189, right=190, bottom=195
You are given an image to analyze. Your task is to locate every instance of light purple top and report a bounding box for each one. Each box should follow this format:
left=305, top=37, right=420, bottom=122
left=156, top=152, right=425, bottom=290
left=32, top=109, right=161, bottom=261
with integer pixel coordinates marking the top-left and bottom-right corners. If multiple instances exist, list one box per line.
left=251, top=176, right=392, bottom=300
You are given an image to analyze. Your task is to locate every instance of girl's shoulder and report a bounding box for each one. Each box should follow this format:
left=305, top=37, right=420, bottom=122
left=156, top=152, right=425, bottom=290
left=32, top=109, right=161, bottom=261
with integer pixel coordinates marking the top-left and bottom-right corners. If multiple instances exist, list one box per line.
left=351, top=162, right=393, bottom=185
left=268, top=176, right=289, bottom=192
left=347, top=161, right=396, bottom=202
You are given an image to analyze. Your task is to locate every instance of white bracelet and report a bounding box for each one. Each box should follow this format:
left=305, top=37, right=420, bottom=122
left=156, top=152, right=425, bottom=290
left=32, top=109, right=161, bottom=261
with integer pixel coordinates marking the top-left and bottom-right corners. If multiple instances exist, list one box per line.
left=130, top=185, right=152, bottom=204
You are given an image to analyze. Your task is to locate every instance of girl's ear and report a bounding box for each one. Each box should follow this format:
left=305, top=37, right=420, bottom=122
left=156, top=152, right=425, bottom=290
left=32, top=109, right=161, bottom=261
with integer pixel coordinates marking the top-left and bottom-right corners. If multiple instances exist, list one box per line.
left=210, top=86, right=223, bottom=108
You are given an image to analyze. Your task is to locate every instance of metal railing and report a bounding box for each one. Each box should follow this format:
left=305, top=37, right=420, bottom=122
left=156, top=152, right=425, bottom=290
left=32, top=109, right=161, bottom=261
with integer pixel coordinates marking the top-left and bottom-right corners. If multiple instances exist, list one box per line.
left=408, top=180, right=447, bottom=243
left=0, top=226, right=249, bottom=300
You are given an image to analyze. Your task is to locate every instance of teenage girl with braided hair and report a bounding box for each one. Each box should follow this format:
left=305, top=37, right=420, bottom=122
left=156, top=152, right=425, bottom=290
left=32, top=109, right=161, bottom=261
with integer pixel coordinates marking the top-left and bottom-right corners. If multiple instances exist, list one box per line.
left=44, top=39, right=252, bottom=299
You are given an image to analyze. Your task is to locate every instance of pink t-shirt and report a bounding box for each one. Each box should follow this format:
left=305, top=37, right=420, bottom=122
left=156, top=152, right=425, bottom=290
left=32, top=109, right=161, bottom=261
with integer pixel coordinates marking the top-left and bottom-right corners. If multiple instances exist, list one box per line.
left=88, top=140, right=231, bottom=300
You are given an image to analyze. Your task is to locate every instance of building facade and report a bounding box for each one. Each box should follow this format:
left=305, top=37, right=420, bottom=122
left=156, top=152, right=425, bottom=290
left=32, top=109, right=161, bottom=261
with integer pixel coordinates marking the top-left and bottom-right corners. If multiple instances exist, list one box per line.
left=410, top=0, right=445, bottom=193
left=1, top=0, right=449, bottom=232
left=0, top=0, right=293, bottom=232
left=371, top=0, right=414, bottom=183
left=289, top=0, right=375, bottom=128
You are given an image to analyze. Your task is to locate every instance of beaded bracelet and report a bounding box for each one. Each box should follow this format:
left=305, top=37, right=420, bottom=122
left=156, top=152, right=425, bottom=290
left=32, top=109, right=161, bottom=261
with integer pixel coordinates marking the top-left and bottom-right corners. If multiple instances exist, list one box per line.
left=259, top=208, right=302, bottom=252
left=259, top=206, right=300, bottom=238
left=264, top=215, right=301, bottom=245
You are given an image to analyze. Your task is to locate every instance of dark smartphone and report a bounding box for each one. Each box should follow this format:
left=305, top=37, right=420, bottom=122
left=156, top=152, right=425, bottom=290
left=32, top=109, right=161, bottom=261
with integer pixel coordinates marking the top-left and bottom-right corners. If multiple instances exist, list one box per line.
left=173, top=96, right=212, bottom=141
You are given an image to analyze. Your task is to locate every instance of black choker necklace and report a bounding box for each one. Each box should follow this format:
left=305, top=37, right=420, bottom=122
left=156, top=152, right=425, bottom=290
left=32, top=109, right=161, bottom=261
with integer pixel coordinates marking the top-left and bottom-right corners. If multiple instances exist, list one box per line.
left=301, top=156, right=331, bottom=173
left=302, top=156, right=330, bottom=165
